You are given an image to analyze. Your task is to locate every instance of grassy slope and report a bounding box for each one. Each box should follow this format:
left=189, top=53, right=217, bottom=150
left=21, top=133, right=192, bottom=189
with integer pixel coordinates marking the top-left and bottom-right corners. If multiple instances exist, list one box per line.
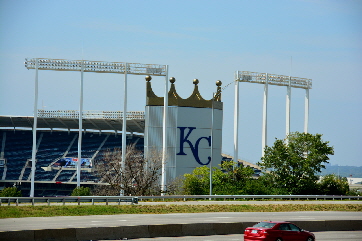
left=1, top=204, right=361, bottom=219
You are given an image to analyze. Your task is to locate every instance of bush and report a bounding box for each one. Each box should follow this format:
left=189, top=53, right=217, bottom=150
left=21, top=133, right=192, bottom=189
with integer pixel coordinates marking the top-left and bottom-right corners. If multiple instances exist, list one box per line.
left=0, top=187, right=22, bottom=197
left=319, top=174, right=349, bottom=195
left=71, top=187, right=91, bottom=196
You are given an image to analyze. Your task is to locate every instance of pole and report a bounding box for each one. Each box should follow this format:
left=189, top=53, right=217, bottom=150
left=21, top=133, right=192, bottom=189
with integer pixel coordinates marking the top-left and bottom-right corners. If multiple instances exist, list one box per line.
left=304, top=87, right=309, bottom=133
left=286, top=76, right=291, bottom=144
left=161, top=65, right=169, bottom=195
left=210, top=93, right=214, bottom=196
left=121, top=63, right=128, bottom=195
left=262, top=73, right=268, bottom=157
left=233, top=71, right=239, bottom=163
left=30, top=59, right=39, bottom=197
left=77, top=60, right=84, bottom=187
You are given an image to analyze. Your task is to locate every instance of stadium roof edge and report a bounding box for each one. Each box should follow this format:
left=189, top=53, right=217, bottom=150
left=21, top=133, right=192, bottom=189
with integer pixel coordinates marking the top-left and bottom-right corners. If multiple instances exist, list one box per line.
left=0, top=115, right=145, bottom=134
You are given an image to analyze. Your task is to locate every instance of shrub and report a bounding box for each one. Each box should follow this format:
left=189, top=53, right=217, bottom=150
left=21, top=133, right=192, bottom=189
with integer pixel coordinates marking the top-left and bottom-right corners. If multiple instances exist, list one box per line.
left=319, top=174, right=349, bottom=195
left=71, top=186, right=91, bottom=196
left=0, top=187, right=22, bottom=197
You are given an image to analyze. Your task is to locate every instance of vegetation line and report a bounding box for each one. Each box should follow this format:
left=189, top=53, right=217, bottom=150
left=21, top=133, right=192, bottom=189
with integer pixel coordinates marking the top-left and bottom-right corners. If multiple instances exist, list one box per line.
left=0, top=204, right=361, bottom=219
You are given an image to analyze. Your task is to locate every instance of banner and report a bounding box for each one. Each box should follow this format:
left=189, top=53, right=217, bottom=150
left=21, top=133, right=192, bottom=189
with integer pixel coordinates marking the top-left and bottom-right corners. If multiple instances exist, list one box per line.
left=53, top=157, right=92, bottom=168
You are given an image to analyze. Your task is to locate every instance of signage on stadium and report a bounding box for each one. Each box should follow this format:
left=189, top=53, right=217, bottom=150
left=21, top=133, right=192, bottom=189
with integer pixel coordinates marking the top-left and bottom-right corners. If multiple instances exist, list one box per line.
left=53, top=157, right=92, bottom=168
left=177, top=127, right=211, bottom=166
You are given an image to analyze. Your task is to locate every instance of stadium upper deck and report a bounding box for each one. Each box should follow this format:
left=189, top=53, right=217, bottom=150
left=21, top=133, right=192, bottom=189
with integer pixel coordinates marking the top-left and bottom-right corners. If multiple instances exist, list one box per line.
left=0, top=110, right=145, bottom=133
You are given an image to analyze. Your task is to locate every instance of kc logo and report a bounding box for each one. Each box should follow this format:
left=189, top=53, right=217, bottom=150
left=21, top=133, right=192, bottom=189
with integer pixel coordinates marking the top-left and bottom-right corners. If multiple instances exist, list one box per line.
left=176, top=127, right=211, bottom=165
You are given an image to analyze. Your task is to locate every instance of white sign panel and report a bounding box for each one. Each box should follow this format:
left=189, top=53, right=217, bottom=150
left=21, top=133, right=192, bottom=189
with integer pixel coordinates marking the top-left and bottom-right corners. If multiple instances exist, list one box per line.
left=145, top=106, right=223, bottom=183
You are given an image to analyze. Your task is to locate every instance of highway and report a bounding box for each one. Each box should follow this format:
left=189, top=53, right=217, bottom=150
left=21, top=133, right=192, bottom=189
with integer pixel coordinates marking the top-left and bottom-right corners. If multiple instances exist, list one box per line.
left=130, top=231, right=362, bottom=241
left=1, top=211, right=362, bottom=231
left=1, top=201, right=361, bottom=240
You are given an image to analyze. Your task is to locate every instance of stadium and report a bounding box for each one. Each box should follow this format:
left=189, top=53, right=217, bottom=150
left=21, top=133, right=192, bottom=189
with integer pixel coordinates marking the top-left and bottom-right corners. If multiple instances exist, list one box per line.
left=3, top=58, right=310, bottom=197
left=0, top=111, right=146, bottom=196
left=0, top=111, right=261, bottom=197
left=0, top=79, right=259, bottom=198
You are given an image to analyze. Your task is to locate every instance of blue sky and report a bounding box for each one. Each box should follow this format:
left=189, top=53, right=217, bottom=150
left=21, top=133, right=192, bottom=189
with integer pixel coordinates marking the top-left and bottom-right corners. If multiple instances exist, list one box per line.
left=1, top=0, right=361, bottom=167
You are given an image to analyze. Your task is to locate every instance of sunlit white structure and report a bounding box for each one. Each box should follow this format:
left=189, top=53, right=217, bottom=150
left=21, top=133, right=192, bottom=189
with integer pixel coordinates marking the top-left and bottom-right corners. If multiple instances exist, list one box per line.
left=234, top=71, right=312, bottom=161
left=25, top=58, right=168, bottom=197
left=144, top=77, right=223, bottom=187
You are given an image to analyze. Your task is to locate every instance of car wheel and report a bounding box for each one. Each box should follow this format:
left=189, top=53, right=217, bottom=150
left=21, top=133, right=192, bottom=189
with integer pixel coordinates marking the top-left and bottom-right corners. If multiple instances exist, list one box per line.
left=306, top=237, right=314, bottom=241
left=275, top=238, right=283, bottom=241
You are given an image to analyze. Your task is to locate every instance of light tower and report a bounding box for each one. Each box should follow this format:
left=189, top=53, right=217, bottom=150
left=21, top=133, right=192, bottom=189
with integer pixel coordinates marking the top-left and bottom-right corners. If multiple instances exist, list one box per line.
left=25, top=58, right=167, bottom=197
left=234, top=71, right=312, bottom=162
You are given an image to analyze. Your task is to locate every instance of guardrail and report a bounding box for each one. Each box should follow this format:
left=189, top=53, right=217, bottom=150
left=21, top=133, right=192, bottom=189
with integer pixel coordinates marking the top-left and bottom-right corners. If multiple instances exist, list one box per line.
left=137, top=194, right=362, bottom=201
left=0, top=196, right=138, bottom=206
left=1, top=195, right=361, bottom=206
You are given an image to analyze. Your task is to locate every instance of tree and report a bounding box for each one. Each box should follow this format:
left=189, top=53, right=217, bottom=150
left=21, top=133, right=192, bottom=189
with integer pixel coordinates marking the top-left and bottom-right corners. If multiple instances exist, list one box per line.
left=0, top=187, right=22, bottom=197
left=183, top=165, right=210, bottom=195
left=319, top=174, right=349, bottom=195
left=93, top=144, right=162, bottom=196
left=182, top=161, right=254, bottom=195
left=71, top=186, right=91, bottom=196
left=258, top=132, right=334, bottom=194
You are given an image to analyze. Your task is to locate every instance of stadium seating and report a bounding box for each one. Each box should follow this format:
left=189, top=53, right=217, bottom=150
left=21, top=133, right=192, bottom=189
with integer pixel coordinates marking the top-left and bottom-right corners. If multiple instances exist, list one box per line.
left=0, top=129, right=144, bottom=184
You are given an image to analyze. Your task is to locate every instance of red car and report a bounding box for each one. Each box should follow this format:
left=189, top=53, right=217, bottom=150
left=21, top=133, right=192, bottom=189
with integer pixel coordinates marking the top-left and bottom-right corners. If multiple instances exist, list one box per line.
left=244, top=221, right=315, bottom=241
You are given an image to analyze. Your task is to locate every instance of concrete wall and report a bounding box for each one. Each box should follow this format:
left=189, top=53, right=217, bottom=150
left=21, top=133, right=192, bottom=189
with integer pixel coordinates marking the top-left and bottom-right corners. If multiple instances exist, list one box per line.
left=1, top=220, right=361, bottom=241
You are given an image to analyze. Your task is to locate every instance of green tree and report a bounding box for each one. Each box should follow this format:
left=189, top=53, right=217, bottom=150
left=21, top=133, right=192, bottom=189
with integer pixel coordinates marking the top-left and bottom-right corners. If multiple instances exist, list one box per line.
left=0, top=187, right=22, bottom=197
left=71, top=186, right=91, bottom=196
left=182, top=161, right=254, bottom=195
left=258, top=132, right=334, bottom=194
left=183, top=166, right=210, bottom=195
left=242, top=174, right=289, bottom=195
left=319, top=174, right=349, bottom=195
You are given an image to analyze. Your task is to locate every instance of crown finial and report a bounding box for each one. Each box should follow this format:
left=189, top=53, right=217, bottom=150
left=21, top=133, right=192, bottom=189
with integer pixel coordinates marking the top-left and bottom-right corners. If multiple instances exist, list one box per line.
left=170, top=77, right=176, bottom=83
left=145, top=76, right=152, bottom=82
left=193, top=79, right=199, bottom=85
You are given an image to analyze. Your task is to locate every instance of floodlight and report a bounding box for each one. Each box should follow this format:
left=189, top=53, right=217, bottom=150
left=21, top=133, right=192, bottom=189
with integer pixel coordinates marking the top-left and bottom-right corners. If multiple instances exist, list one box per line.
left=25, top=58, right=167, bottom=76
left=236, top=71, right=312, bottom=89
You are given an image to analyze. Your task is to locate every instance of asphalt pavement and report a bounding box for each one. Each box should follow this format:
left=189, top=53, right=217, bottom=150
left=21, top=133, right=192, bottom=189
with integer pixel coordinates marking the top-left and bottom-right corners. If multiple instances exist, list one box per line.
left=1, top=201, right=361, bottom=241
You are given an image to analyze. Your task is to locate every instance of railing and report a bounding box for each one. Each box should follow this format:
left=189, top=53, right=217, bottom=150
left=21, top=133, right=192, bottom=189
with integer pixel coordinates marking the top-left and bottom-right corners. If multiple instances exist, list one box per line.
left=0, top=196, right=138, bottom=206
left=137, top=195, right=362, bottom=201
left=1, top=195, right=362, bottom=206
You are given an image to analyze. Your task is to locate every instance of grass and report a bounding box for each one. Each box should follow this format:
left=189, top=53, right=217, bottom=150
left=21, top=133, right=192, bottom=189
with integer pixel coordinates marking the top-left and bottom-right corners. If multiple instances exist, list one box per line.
left=0, top=204, right=361, bottom=219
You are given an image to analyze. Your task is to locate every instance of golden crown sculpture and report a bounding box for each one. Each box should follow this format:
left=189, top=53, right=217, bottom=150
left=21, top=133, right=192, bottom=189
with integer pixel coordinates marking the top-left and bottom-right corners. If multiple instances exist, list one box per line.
left=145, top=76, right=223, bottom=110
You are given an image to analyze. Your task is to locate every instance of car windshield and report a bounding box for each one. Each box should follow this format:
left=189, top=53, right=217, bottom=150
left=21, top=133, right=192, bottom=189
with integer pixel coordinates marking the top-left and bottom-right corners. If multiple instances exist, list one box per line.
left=253, top=222, right=277, bottom=228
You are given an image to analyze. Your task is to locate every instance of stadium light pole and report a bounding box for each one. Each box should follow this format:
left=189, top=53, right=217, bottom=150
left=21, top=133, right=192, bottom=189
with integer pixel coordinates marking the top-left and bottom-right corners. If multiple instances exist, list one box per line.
left=77, top=61, right=84, bottom=187
left=304, top=84, right=310, bottom=133
left=161, top=65, right=169, bottom=195
left=261, top=73, right=268, bottom=157
left=210, top=92, right=214, bottom=196
left=235, top=71, right=312, bottom=162
left=121, top=63, right=128, bottom=196
left=25, top=58, right=167, bottom=193
left=233, top=71, right=240, bottom=164
left=286, top=76, right=291, bottom=144
left=30, top=59, right=39, bottom=197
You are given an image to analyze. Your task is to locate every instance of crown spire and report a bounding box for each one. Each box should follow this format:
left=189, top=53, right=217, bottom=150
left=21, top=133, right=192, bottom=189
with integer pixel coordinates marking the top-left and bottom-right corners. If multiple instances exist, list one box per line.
left=146, top=77, right=222, bottom=110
